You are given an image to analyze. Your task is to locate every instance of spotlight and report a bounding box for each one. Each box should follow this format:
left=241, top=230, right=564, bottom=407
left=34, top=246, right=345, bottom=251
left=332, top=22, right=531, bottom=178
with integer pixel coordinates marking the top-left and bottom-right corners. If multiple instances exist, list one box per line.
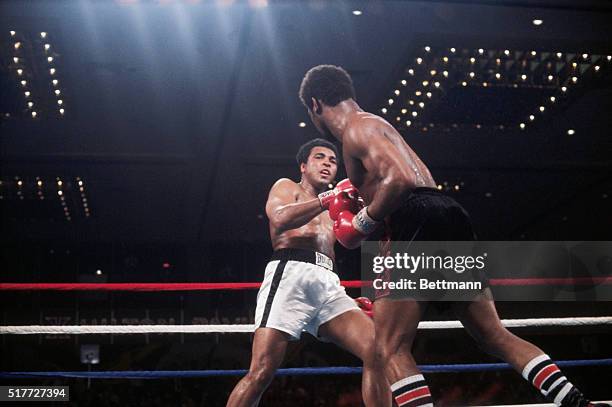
left=478, top=48, right=484, bottom=54
left=31, top=111, right=37, bottom=118
left=561, top=86, right=567, bottom=92
left=57, top=99, right=63, bottom=105
left=20, top=80, right=26, bottom=86
left=450, top=48, right=456, bottom=53
left=47, top=56, right=53, bottom=63
left=388, top=98, right=394, bottom=105
left=567, top=129, right=575, bottom=135
left=461, top=81, right=467, bottom=86
left=469, top=72, right=475, bottom=78
left=27, top=102, right=33, bottom=108
left=556, top=52, right=562, bottom=58
left=394, top=89, right=400, bottom=95
left=443, top=71, right=448, bottom=77
left=529, top=115, right=535, bottom=121
left=424, top=46, right=431, bottom=52
left=406, top=120, right=412, bottom=126
left=50, top=68, right=56, bottom=75
left=40, top=32, right=47, bottom=38
left=594, top=66, right=600, bottom=72
left=58, top=190, right=63, bottom=196
left=401, top=79, right=407, bottom=85
left=539, top=106, right=545, bottom=112
left=408, top=69, right=414, bottom=75
left=10, top=30, right=16, bottom=36
left=430, top=69, right=436, bottom=76
left=422, top=80, right=429, bottom=86
left=418, top=102, right=425, bottom=108
left=470, top=57, right=475, bottom=64
left=582, top=53, right=588, bottom=59
left=550, top=96, right=556, bottom=102
left=426, top=92, right=432, bottom=98
left=434, top=82, right=440, bottom=88
left=55, top=89, right=61, bottom=95
left=532, top=19, right=543, bottom=26
left=504, top=49, right=510, bottom=56
left=52, top=79, right=59, bottom=86
left=24, top=91, right=30, bottom=97
left=521, top=74, right=527, bottom=81
left=44, top=44, right=50, bottom=51
left=298, top=122, right=306, bottom=128
left=352, top=10, right=362, bottom=16
left=381, top=108, right=387, bottom=114
left=415, top=91, right=421, bottom=96
left=495, top=73, right=501, bottom=79
left=411, top=111, right=418, bottom=117
left=13, top=57, right=19, bottom=63
left=547, top=75, right=554, bottom=81
left=519, top=123, right=526, bottom=129
left=531, top=51, right=537, bottom=56
left=96, top=269, right=103, bottom=275
left=571, top=76, right=578, bottom=83
left=59, top=108, right=65, bottom=115
left=443, top=56, right=449, bottom=63
left=401, top=108, right=407, bottom=114
left=17, top=69, right=23, bottom=75
left=14, top=42, right=21, bottom=49
left=416, top=58, right=423, bottom=64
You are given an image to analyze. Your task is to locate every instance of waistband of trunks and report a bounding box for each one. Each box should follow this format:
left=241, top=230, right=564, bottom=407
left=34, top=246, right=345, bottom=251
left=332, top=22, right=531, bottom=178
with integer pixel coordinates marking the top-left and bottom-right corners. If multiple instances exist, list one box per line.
left=270, top=248, right=336, bottom=272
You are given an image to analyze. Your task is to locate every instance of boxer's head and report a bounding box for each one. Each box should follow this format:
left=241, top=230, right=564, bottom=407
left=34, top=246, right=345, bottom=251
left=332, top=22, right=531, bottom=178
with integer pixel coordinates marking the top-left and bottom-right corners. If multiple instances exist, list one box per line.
left=296, top=138, right=338, bottom=190
left=299, top=65, right=356, bottom=140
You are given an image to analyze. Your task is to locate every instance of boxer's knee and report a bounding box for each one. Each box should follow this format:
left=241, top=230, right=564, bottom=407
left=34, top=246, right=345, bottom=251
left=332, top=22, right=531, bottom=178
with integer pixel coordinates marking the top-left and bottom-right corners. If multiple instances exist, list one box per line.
left=245, top=365, right=275, bottom=391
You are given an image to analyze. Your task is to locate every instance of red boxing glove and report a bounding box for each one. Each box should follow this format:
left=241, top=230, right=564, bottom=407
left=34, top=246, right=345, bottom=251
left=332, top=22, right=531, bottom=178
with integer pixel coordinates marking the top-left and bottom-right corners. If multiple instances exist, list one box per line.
left=328, top=191, right=363, bottom=221
left=318, top=178, right=358, bottom=209
left=333, top=207, right=380, bottom=249
left=354, top=297, right=373, bottom=318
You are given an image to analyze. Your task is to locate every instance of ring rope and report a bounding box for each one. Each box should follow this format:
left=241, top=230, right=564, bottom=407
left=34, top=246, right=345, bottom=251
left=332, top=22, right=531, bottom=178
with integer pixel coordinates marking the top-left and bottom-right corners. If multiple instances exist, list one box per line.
left=1, top=317, right=610, bottom=335
left=1, top=358, right=611, bottom=379
left=1, top=276, right=611, bottom=292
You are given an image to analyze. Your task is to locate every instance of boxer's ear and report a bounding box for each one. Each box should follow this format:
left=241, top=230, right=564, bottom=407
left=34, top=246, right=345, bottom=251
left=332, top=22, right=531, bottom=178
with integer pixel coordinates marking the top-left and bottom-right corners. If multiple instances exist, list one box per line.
left=300, top=162, right=306, bottom=174
left=311, top=97, right=322, bottom=115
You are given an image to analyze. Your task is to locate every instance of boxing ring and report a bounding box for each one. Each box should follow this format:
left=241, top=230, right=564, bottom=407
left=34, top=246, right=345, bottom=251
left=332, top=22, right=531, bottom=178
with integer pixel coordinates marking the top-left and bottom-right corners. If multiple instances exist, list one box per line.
left=1, top=281, right=611, bottom=405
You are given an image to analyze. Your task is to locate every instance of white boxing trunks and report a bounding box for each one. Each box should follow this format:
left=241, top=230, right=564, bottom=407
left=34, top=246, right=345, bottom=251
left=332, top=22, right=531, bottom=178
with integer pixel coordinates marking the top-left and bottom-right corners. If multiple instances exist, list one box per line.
left=254, top=248, right=359, bottom=340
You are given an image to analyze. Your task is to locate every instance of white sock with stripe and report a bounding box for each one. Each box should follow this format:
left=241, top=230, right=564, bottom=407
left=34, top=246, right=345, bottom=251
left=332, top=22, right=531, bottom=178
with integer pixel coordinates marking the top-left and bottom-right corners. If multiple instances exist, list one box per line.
left=521, top=354, right=581, bottom=406
left=390, top=374, right=433, bottom=407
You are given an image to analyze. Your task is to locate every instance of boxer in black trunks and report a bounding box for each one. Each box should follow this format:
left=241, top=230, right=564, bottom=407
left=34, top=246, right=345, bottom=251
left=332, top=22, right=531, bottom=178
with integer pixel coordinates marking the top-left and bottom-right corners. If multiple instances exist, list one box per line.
left=299, top=64, right=606, bottom=407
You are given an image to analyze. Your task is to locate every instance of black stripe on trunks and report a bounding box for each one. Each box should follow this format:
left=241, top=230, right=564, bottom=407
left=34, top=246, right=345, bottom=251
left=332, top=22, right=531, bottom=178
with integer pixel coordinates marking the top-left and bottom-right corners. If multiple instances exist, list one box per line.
left=259, top=259, right=287, bottom=328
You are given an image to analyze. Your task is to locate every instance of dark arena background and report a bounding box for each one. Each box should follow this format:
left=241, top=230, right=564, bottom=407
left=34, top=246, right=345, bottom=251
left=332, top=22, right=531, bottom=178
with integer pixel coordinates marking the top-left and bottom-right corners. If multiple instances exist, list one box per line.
left=1, top=0, right=611, bottom=406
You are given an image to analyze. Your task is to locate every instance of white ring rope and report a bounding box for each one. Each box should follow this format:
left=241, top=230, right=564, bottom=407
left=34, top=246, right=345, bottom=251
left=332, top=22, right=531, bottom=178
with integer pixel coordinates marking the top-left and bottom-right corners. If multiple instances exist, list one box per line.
left=1, top=316, right=610, bottom=335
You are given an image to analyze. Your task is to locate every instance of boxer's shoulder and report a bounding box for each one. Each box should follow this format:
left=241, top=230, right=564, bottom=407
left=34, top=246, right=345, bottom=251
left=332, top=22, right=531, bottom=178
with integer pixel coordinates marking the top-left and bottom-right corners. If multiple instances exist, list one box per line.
left=270, top=178, right=299, bottom=191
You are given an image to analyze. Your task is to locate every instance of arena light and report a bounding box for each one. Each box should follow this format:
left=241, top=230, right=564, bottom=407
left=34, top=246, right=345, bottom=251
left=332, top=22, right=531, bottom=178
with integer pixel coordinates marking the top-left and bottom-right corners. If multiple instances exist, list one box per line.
left=548, top=75, right=554, bottom=81
left=461, top=81, right=467, bottom=86
left=594, top=66, right=600, bottom=72
left=401, top=79, right=407, bottom=85
left=529, top=115, right=535, bottom=121
left=504, top=49, right=510, bottom=56
left=418, top=102, right=425, bottom=108
left=450, top=47, right=456, bottom=53
left=405, top=120, right=411, bottom=126
left=520, top=123, right=526, bottom=129
left=434, top=82, right=440, bottom=88
left=24, top=91, right=30, bottom=97
left=52, top=79, right=59, bottom=86
left=57, top=99, right=63, bottom=105
left=495, top=73, right=501, bottom=79
left=388, top=98, right=394, bottom=105
left=298, top=122, right=306, bottom=128
left=47, top=56, right=53, bottom=63
left=567, top=129, right=575, bottom=135
left=381, top=108, right=387, bottom=114
left=14, top=42, right=21, bottom=50
left=424, top=46, right=431, bottom=52
left=571, top=76, right=578, bottom=83
left=13, top=57, right=19, bottom=63
left=530, top=51, right=537, bottom=56
left=443, top=71, right=448, bottom=77
left=532, top=19, right=543, bottom=26
left=426, top=92, right=432, bottom=98
left=422, top=80, right=429, bottom=86
left=10, top=30, right=16, bottom=36
left=20, top=80, right=26, bottom=86
left=539, top=106, right=545, bottom=112
left=561, top=86, right=567, bottom=92
left=50, top=68, right=56, bottom=75
left=416, top=57, right=423, bottom=64
left=470, top=57, right=475, bottom=64
left=478, top=48, right=484, bottom=55
left=550, top=96, right=556, bottom=102
left=44, top=44, right=51, bottom=51
left=411, top=111, right=418, bottom=117
left=415, top=90, right=421, bottom=96
left=556, top=52, right=562, bottom=58
left=40, top=32, right=47, bottom=38
left=27, top=102, right=33, bottom=108
left=582, top=53, right=588, bottom=59
left=352, top=10, right=362, bottom=16
left=394, top=89, right=400, bottom=95
left=59, top=108, right=65, bottom=115
left=408, top=69, right=414, bottom=75
left=17, top=69, right=23, bottom=75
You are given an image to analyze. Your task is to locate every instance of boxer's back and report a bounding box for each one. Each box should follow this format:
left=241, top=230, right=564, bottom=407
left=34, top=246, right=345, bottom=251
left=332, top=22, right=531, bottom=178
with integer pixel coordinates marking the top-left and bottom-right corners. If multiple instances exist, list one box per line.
left=342, top=112, right=436, bottom=204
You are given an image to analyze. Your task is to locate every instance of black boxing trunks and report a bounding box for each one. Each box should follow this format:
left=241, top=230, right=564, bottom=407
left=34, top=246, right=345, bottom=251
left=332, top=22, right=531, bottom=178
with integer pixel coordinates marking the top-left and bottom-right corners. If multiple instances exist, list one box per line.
left=375, top=187, right=489, bottom=301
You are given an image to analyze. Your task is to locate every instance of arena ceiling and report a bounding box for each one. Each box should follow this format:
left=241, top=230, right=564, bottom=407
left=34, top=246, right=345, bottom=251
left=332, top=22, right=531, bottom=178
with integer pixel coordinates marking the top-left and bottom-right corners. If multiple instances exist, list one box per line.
left=1, top=0, right=611, bottom=244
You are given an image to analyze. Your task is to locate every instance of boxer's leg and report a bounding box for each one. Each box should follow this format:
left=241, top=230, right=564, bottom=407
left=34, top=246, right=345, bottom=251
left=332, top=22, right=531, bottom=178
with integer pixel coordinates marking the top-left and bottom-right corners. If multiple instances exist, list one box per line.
left=454, top=289, right=598, bottom=406
left=374, top=298, right=433, bottom=407
left=319, top=309, right=391, bottom=407
left=226, top=327, right=289, bottom=407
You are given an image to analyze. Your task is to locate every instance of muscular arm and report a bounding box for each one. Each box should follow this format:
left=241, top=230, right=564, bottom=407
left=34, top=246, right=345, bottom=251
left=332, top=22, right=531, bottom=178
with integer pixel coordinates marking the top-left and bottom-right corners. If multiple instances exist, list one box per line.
left=265, top=179, right=325, bottom=234
left=345, top=119, right=415, bottom=221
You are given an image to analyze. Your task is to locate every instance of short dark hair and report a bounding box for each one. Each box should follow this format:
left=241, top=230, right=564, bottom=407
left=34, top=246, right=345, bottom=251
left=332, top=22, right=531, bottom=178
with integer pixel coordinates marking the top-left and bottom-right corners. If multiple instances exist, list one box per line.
left=296, top=138, right=339, bottom=165
left=299, top=65, right=356, bottom=110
